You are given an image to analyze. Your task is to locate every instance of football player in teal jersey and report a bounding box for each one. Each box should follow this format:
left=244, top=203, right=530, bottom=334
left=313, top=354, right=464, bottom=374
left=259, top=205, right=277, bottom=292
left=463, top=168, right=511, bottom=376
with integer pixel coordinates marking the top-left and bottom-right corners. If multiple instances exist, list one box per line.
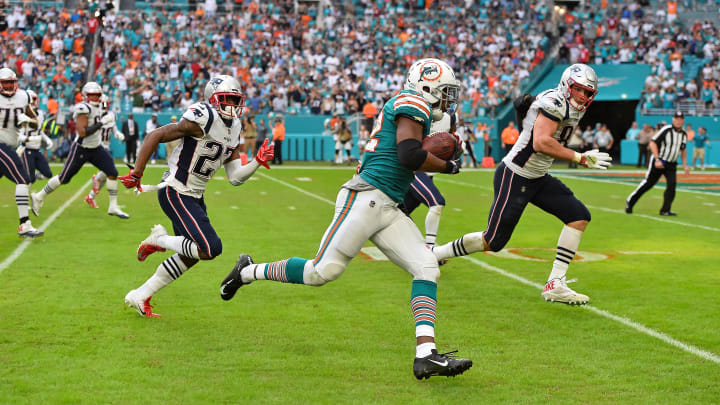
left=221, top=58, right=473, bottom=379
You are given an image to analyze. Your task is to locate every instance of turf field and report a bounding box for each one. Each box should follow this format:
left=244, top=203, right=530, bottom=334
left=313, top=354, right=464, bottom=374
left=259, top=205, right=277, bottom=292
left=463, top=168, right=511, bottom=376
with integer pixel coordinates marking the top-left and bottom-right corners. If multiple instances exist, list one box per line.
left=1, top=163, right=718, bottom=404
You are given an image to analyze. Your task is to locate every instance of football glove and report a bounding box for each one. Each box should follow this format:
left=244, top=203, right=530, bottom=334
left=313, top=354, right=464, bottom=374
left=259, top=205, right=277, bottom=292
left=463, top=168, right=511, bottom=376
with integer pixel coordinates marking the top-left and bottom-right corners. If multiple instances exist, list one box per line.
left=574, top=149, right=611, bottom=170
left=114, top=129, right=125, bottom=142
left=255, top=139, right=274, bottom=169
left=100, top=113, right=115, bottom=126
left=443, top=159, right=460, bottom=174
left=119, top=169, right=143, bottom=191
left=450, top=132, right=464, bottom=161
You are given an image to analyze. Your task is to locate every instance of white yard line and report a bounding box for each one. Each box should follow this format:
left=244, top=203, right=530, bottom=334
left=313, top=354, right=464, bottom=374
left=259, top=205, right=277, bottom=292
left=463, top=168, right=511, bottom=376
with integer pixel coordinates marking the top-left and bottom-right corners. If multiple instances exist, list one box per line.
left=554, top=172, right=720, bottom=197
left=434, top=177, right=720, bottom=232
left=0, top=180, right=90, bottom=275
left=263, top=172, right=720, bottom=366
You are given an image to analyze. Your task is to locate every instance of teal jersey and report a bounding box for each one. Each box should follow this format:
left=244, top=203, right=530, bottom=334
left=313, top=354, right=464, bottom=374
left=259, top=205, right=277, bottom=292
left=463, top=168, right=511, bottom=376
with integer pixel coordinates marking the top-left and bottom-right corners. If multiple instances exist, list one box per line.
left=358, top=90, right=432, bottom=203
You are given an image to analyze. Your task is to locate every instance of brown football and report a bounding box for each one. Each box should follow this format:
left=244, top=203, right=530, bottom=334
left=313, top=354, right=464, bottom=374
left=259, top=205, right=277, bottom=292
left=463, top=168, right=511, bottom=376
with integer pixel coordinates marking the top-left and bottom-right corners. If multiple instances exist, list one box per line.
left=422, top=132, right=457, bottom=160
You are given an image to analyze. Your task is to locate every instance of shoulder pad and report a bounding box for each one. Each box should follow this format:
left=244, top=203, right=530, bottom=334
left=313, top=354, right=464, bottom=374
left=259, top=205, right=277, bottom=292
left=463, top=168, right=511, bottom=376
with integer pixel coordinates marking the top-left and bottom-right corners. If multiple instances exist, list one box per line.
left=74, top=103, right=91, bottom=115
left=391, top=90, right=432, bottom=124
left=182, top=102, right=214, bottom=134
left=536, top=90, right=565, bottom=121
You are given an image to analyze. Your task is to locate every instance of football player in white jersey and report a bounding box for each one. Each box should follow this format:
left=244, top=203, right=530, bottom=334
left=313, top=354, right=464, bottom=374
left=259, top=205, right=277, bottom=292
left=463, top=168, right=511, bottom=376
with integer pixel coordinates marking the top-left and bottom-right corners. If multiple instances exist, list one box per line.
left=17, top=89, right=54, bottom=184
left=433, top=64, right=612, bottom=305
left=31, top=82, right=129, bottom=219
left=400, top=110, right=457, bottom=247
left=0, top=68, right=43, bottom=237
left=85, top=95, right=125, bottom=208
left=118, top=75, right=274, bottom=317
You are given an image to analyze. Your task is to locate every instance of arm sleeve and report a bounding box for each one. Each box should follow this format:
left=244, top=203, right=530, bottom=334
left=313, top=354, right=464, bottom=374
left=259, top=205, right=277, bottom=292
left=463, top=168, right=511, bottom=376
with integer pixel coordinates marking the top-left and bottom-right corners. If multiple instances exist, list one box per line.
left=397, top=138, right=428, bottom=171
left=224, top=158, right=261, bottom=186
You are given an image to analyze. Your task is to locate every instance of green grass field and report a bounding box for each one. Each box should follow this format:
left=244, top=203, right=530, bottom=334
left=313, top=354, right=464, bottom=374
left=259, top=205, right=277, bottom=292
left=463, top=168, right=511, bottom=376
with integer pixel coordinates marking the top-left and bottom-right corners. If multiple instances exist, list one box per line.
left=1, top=163, right=718, bottom=404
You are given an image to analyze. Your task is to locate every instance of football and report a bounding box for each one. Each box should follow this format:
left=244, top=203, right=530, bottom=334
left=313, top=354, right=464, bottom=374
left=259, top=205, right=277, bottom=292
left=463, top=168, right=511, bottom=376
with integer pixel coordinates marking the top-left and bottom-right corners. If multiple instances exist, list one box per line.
left=422, top=132, right=458, bottom=160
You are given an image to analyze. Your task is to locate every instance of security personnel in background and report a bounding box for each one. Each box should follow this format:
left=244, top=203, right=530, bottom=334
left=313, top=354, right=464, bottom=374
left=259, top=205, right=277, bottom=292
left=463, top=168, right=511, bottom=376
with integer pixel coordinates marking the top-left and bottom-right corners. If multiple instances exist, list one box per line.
left=626, top=111, right=690, bottom=216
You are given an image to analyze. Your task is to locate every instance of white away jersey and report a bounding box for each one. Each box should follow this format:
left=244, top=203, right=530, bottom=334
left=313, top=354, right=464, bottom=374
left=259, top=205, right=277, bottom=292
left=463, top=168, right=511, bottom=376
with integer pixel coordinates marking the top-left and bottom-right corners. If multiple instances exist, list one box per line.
left=0, top=90, right=31, bottom=147
left=166, top=102, right=241, bottom=198
left=503, top=88, right=585, bottom=179
left=73, top=102, right=106, bottom=148
left=99, top=111, right=121, bottom=150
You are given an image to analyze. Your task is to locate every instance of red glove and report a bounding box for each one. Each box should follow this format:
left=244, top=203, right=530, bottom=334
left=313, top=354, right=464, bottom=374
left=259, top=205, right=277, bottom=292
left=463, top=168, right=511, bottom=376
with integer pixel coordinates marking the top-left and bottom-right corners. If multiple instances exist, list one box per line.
left=119, top=169, right=143, bottom=191
left=255, top=139, right=274, bottom=169
left=450, top=132, right=464, bottom=161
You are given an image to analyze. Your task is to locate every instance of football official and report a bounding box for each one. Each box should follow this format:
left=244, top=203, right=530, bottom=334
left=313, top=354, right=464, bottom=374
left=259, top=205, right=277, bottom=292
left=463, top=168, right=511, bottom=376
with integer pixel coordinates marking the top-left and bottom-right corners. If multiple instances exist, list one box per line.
left=626, top=111, right=690, bottom=216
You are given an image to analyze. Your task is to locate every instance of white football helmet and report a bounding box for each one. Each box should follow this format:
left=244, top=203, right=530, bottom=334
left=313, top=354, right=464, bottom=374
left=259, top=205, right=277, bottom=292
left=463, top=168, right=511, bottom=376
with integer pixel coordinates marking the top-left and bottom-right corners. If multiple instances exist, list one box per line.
left=404, top=58, right=460, bottom=121
left=559, top=64, right=598, bottom=111
left=27, top=89, right=39, bottom=109
left=0, top=67, right=18, bottom=97
left=204, top=75, right=245, bottom=119
left=82, top=82, right=103, bottom=107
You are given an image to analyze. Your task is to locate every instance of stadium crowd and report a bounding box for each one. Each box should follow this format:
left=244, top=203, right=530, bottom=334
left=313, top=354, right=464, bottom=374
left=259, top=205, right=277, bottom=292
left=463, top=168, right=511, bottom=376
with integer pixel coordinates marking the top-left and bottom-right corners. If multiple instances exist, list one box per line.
left=2, top=0, right=720, bottom=121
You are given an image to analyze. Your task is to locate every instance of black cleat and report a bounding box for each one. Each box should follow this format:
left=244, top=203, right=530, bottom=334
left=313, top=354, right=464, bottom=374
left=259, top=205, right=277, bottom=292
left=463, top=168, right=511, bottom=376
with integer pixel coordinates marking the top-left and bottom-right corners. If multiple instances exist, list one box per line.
left=413, top=349, right=472, bottom=380
left=625, top=201, right=633, bottom=214
left=659, top=211, right=677, bottom=216
left=220, top=254, right=253, bottom=301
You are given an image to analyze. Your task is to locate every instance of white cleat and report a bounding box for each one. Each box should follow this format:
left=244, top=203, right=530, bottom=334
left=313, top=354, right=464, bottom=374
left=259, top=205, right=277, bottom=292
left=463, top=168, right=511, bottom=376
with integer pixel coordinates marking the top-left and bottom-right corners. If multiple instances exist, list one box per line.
left=108, top=206, right=130, bottom=219
left=124, top=289, right=160, bottom=317
left=137, top=224, right=168, bottom=261
left=30, top=192, right=42, bottom=216
left=542, top=278, right=589, bottom=305
left=18, top=220, right=43, bottom=237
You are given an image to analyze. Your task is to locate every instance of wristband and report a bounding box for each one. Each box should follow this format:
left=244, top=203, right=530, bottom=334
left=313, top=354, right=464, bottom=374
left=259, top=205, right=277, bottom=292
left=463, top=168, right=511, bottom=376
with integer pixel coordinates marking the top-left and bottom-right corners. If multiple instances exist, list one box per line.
left=573, top=151, right=586, bottom=166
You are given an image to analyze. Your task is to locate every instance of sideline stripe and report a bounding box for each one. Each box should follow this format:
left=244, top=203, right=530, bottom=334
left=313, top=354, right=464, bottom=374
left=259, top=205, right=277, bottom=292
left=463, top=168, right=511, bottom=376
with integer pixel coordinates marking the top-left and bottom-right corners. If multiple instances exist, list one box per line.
left=461, top=255, right=720, bottom=365
left=434, top=177, right=719, bottom=232
left=261, top=172, right=720, bottom=366
left=0, top=180, right=91, bottom=275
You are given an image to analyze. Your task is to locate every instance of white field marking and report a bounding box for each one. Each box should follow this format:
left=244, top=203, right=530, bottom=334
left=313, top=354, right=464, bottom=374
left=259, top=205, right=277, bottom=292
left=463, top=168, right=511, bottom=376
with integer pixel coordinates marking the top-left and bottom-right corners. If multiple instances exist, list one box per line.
left=295, top=177, right=313, bottom=182
left=230, top=205, right=239, bottom=209
left=703, top=202, right=716, bottom=206
left=453, top=208, right=463, bottom=212
left=586, top=205, right=720, bottom=232
left=553, top=172, right=720, bottom=197
left=263, top=172, right=720, bottom=366
left=460, top=255, right=720, bottom=365
left=256, top=171, right=335, bottom=205
left=288, top=206, right=296, bottom=210
left=615, top=251, right=674, bottom=254
left=435, top=175, right=720, bottom=232
left=0, top=180, right=91, bottom=275
left=435, top=177, right=493, bottom=190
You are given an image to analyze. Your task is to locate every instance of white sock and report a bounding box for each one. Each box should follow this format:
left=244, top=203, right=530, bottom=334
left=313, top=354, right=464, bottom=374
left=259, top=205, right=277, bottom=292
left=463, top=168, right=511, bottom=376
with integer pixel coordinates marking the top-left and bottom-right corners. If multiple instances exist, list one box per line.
left=136, top=254, right=191, bottom=298
left=241, top=264, right=262, bottom=283
left=157, top=235, right=201, bottom=259
left=38, top=175, right=61, bottom=199
left=106, top=179, right=118, bottom=208
left=432, top=232, right=485, bottom=260
left=548, top=225, right=584, bottom=282
left=424, top=205, right=443, bottom=246
left=416, top=342, right=437, bottom=358
left=89, top=171, right=107, bottom=198
left=16, top=184, right=29, bottom=219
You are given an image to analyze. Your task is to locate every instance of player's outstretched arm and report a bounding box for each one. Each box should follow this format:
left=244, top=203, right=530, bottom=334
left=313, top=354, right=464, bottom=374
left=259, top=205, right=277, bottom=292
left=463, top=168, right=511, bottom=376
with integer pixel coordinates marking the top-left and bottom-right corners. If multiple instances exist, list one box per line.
left=533, top=114, right=610, bottom=169
left=120, top=119, right=202, bottom=189
left=224, top=139, right=274, bottom=186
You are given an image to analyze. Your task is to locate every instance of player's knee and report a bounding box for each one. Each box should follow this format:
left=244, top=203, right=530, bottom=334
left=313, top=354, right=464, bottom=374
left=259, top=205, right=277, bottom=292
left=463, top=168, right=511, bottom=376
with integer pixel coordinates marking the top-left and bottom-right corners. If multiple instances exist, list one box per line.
left=313, top=260, right=346, bottom=285
left=485, top=234, right=507, bottom=252
left=203, top=238, right=223, bottom=259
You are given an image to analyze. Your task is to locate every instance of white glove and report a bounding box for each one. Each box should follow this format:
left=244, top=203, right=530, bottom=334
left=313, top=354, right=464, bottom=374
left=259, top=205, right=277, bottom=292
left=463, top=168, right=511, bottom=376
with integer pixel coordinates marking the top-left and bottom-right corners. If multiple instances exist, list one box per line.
left=17, top=113, right=33, bottom=125
left=16, top=145, right=25, bottom=155
left=114, top=129, right=125, bottom=142
left=100, top=113, right=115, bottom=126
left=574, top=149, right=612, bottom=170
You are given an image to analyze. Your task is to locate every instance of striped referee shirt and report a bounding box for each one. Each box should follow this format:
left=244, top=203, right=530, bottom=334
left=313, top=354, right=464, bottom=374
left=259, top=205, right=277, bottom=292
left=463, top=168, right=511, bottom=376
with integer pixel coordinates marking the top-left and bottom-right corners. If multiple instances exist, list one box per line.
left=652, top=125, right=687, bottom=163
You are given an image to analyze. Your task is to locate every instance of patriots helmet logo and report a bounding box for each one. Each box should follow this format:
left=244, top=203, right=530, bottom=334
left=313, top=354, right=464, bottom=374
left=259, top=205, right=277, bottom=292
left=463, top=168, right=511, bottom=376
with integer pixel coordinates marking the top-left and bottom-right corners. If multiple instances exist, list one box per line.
left=209, top=77, right=224, bottom=91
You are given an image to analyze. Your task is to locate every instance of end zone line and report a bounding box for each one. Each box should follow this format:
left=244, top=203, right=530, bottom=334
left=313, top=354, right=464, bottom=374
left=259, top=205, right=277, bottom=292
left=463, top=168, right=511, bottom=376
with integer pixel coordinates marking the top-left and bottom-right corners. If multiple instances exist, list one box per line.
left=0, top=180, right=91, bottom=275
left=261, top=172, right=720, bottom=366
